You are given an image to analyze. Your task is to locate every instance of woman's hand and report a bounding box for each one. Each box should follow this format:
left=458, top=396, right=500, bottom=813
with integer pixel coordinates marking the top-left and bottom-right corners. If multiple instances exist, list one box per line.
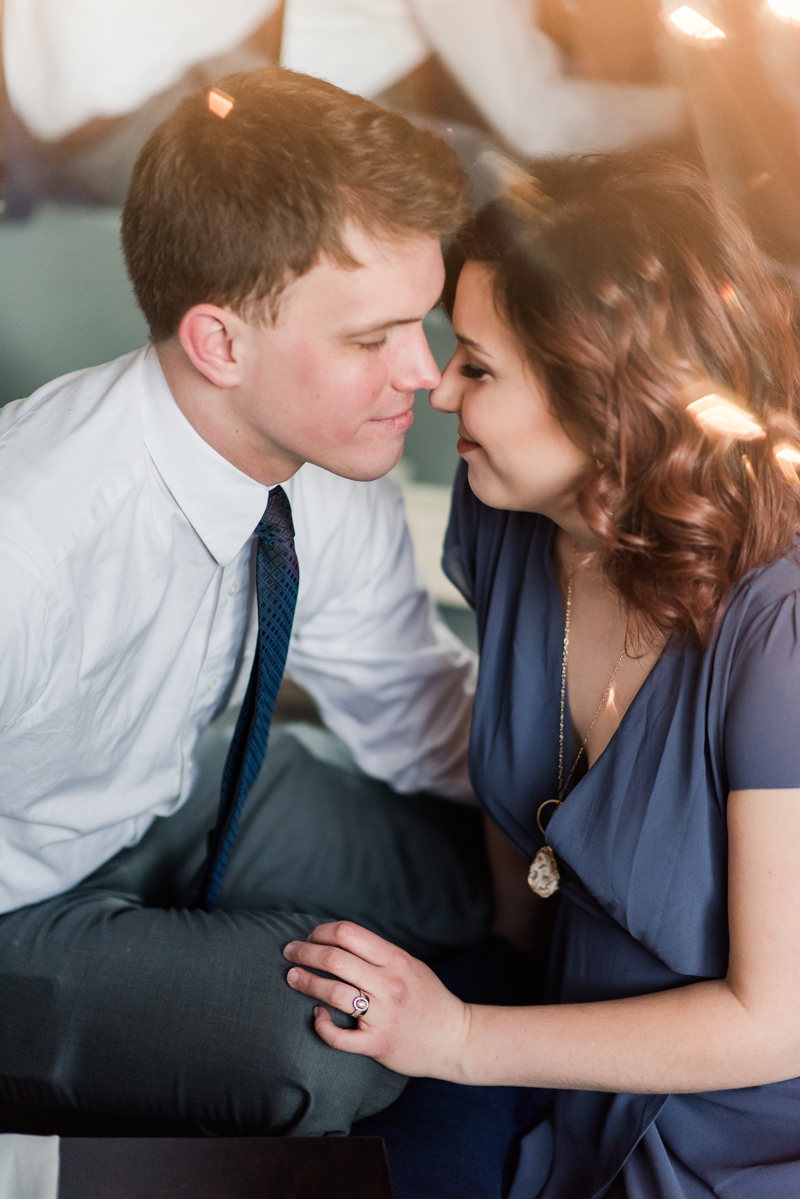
left=284, top=921, right=471, bottom=1079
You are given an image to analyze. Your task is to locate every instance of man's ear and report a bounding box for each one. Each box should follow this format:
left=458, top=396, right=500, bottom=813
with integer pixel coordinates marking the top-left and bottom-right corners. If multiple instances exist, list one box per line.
left=177, top=304, right=244, bottom=389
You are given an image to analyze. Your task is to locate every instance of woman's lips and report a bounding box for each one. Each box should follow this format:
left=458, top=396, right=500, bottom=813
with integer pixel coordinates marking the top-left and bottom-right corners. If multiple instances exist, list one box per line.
left=457, top=428, right=480, bottom=454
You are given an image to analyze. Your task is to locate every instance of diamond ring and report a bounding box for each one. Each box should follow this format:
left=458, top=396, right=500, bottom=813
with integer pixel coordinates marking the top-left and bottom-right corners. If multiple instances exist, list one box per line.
left=352, top=989, right=370, bottom=1017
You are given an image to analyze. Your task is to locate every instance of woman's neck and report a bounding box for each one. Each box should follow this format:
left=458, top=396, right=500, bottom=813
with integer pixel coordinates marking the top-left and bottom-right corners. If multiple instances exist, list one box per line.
left=551, top=521, right=598, bottom=580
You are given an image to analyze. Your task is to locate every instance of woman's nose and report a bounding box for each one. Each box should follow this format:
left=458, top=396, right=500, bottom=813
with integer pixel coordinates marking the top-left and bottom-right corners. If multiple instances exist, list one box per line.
left=429, top=362, right=460, bottom=414
left=429, top=357, right=461, bottom=414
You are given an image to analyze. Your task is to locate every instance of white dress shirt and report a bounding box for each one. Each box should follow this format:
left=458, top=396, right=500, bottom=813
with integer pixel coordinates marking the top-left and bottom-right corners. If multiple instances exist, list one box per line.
left=0, top=347, right=476, bottom=914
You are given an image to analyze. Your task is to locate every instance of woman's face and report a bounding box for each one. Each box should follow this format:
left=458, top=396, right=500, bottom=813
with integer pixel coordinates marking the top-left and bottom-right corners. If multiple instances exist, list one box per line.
left=431, top=261, right=592, bottom=519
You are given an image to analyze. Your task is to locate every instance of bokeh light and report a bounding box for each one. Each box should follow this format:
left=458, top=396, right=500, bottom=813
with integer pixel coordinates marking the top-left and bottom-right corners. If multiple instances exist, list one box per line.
left=668, top=6, right=726, bottom=39
left=767, top=0, right=800, bottom=23
left=208, top=89, right=234, bottom=119
left=775, top=444, right=800, bottom=482
left=687, top=394, right=765, bottom=439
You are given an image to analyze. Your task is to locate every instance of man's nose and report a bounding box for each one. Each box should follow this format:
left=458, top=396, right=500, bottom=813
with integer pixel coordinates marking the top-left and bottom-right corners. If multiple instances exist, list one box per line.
left=393, top=328, right=442, bottom=394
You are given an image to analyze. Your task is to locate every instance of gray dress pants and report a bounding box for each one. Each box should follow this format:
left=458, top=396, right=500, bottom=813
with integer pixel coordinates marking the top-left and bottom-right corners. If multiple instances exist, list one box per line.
left=0, top=719, right=490, bottom=1137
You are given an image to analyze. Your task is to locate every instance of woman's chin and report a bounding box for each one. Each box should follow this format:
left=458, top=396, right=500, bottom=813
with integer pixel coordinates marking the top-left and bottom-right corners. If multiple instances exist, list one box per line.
left=464, top=462, right=514, bottom=511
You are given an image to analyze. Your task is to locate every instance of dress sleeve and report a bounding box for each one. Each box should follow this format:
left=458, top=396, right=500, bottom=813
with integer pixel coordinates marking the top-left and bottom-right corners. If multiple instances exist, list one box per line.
left=442, top=460, right=479, bottom=609
left=724, top=589, right=800, bottom=791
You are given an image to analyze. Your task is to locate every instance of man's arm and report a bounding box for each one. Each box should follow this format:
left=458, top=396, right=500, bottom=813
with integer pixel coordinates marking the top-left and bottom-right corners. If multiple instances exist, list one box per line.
left=285, top=468, right=477, bottom=801
left=0, top=547, right=52, bottom=730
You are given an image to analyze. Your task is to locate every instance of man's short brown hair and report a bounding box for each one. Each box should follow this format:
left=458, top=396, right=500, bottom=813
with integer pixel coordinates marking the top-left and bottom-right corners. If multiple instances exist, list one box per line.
left=121, top=68, right=468, bottom=341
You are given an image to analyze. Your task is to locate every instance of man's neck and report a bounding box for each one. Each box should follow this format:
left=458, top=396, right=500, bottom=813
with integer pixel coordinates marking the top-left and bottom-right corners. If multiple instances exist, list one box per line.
left=155, top=342, right=300, bottom=488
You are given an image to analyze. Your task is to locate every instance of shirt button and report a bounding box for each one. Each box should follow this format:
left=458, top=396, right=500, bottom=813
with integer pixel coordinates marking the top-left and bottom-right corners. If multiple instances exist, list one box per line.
left=206, top=678, right=219, bottom=692
left=227, top=581, right=240, bottom=597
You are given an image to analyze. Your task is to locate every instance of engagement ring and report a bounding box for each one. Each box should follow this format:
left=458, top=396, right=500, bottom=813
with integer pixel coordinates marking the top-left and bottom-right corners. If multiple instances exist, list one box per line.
left=352, top=989, right=370, bottom=1017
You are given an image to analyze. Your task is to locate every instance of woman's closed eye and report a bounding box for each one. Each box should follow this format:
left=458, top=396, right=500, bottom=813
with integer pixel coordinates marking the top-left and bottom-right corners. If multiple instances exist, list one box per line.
left=460, top=362, right=490, bottom=380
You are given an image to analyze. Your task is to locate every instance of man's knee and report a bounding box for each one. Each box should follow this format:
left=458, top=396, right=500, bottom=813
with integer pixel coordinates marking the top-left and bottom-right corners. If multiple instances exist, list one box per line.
left=0, top=900, right=405, bottom=1134
left=253, top=993, right=406, bottom=1135
left=173, top=908, right=406, bottom=1134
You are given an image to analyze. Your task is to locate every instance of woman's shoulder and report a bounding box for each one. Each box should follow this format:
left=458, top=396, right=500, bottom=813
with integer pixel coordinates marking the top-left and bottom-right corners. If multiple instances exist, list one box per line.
left=719, top=540, right=800, bottom=793
left=726, top=539, right=800, bottom=626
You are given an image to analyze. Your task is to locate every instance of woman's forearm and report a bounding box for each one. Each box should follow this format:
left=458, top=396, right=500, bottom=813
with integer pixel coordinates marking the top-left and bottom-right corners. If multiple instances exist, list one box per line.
left=452, top=791, right=800, bottom=1094
left=453, top=980, right=800, bottom=1093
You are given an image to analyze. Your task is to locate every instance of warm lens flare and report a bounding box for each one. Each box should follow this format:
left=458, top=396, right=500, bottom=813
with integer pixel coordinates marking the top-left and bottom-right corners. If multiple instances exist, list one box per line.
left=687, top=394, right=765, bottom=439
left=767, top=0, right=800, bottom=22
left=208, top=88, right=234, bottom=119
left=669, top=5, right=726, bottom=38
left=775, top=444, right=800, bottom=482
left=719, top=282, right=744, bottom=314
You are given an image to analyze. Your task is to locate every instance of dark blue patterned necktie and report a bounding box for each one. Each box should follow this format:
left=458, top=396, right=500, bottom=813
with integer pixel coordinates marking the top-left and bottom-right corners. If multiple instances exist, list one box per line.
left=200, top=485, right=299, bottom=910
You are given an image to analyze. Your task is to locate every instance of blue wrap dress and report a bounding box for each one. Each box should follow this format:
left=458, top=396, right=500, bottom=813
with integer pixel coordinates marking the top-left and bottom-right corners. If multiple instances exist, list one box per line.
left=443, top=461, right=800, bottom=1199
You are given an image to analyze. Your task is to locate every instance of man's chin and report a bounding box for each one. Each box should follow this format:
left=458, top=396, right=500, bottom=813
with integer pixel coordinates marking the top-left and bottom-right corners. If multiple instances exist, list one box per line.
left=309, top=444, right=405, bottom=483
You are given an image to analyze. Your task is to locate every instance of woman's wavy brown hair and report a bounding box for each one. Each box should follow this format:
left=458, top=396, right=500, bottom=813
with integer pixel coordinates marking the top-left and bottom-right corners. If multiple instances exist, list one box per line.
left=445, top=152, right=800, bottom=647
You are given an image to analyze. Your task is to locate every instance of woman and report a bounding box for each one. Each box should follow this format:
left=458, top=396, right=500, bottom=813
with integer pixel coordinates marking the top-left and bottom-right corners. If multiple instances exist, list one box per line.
left=284, top=152, right=800, bottom=1197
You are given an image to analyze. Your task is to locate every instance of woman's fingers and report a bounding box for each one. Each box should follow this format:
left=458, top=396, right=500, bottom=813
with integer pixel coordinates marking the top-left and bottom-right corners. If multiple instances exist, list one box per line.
left=283, top=920, right=472, bottom=1079
left=286, top=965, right=368, bottom=1018
left=283, top=937, right=381, bottom=994
left=305, top=920, right=403, bottom=967
left=312, top=1006, right=371, bottom=1053
left=284, top=921, right=395, bottom=1025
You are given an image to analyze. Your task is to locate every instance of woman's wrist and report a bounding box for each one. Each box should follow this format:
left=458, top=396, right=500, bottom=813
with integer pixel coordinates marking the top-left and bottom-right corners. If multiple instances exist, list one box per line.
left=442, top=1003, right=544, bottom=1088
left=442, top=1002, right=499, bottom=1087
left=412, top=995, right=474, bottom=1084
left=444, top=1001, right=476, bottom=1084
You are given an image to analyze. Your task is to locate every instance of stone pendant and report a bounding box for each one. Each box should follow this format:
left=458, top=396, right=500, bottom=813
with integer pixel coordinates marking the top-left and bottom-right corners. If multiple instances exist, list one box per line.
left=527, top=845, right=560, bottom=898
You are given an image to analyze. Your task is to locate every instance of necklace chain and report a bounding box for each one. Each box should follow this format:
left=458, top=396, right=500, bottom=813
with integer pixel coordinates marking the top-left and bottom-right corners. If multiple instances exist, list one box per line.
left=530, top=556, right=629, bottom=893
left=557, top=570, right=627, bottom=801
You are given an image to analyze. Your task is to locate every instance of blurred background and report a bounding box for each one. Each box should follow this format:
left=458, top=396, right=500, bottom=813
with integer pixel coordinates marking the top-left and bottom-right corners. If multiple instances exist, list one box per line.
left=2, top=0, right=800, bottom=661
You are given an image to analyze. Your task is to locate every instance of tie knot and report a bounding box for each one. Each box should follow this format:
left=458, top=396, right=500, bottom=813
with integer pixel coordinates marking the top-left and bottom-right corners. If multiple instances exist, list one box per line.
left=256, top=485, right=294, bottom=541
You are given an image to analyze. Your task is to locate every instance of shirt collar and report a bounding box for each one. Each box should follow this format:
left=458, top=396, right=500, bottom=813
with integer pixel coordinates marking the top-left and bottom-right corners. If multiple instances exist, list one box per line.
left=140, top=346, right=271, bottom=566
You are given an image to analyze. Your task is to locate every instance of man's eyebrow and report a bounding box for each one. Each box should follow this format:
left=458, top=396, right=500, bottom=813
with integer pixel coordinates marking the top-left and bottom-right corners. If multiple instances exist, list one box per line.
left=455, top=332, right=493, bottom=359
left=341, top=316, right=424, bottom=339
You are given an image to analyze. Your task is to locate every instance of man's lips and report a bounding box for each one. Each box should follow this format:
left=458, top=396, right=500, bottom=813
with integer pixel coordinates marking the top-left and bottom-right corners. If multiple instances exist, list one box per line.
left=371, top=408, right=414, bottom=431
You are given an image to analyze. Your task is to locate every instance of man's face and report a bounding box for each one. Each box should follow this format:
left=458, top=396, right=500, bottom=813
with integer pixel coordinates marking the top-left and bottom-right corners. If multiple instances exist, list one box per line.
left=233, top=225, right=445, bottom=481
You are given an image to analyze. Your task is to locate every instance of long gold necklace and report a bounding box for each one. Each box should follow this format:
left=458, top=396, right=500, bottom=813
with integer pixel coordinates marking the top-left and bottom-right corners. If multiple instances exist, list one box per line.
left=527, top=567, right=627, bottom=899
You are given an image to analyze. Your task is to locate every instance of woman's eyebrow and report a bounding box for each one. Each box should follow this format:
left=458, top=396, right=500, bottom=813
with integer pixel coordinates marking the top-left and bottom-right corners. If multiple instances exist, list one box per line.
left=456, top=332, right=493, bottom=359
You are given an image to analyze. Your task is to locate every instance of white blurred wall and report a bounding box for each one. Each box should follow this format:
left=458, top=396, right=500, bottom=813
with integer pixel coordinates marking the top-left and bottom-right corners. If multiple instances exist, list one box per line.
left=3, top=0, right=280, bottom=139
left=283, top=0, right=686, bottom=156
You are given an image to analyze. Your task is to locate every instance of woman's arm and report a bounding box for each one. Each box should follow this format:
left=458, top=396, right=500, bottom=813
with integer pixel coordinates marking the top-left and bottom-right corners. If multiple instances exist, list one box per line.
left=284, top=788, right=800, bottom=1092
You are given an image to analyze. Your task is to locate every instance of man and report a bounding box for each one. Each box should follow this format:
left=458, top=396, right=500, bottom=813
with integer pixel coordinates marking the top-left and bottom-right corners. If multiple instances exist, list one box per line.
left=0, top=69, right=488, bottom=1136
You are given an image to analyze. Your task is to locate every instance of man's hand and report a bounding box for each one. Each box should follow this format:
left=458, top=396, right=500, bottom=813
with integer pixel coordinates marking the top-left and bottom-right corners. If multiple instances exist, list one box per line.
left=284, top=921, right=471, bottom=1079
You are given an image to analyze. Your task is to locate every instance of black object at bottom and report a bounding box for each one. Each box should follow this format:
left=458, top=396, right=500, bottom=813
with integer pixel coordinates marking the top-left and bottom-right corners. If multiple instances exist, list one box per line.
left=58, top=1136, right=394, bottom=1199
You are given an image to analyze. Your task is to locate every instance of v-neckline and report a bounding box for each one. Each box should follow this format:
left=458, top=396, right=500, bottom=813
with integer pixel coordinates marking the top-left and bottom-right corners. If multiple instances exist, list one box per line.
left=542, top=519, right=665, bottom=801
